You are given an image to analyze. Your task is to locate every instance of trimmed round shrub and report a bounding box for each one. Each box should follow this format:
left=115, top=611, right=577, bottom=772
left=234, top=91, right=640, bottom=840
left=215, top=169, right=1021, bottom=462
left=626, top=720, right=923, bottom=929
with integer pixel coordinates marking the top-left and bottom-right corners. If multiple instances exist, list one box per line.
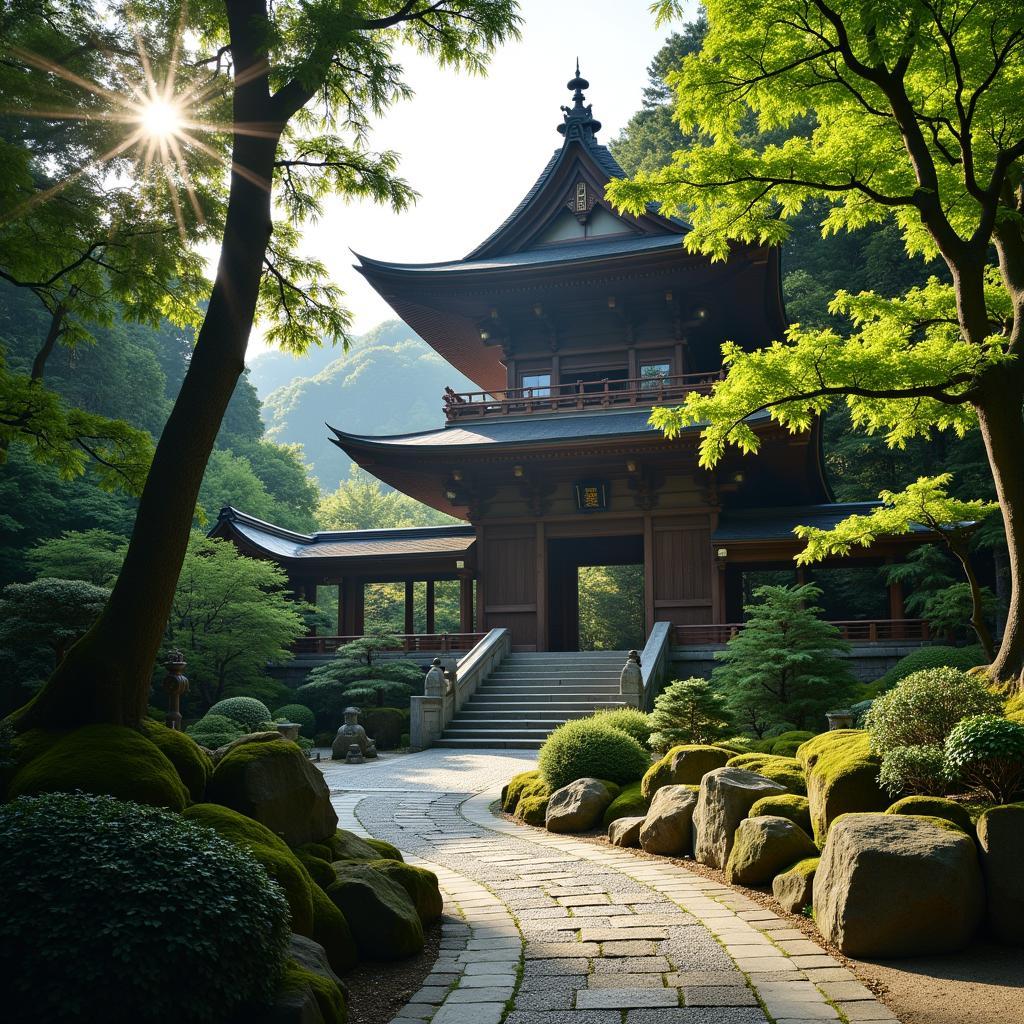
left=186, top=713, right=246, bottom=749
left=0, top=793, right=289, bottom=1023
left=591, top=707, right=653, bottom=747
left=207, top=696, right=273, bottom=732
left=538, top=719, right=651, bottom=792
left=945, top=714, right=1024, bottom=804
left=866, top=667, right=1002, bottom=753
left=8, top=724, right=190, bottom=810
left=886, top=795, right=974, bottom=835
left=273, top=703, right=316, bottom=737
left=877, top=744, right=948, bottom=797
left=138, top=719, right=212, bottom=801
left=875, top=644, right=986, bottom=691
left=359, top=707, right=409, bottom=750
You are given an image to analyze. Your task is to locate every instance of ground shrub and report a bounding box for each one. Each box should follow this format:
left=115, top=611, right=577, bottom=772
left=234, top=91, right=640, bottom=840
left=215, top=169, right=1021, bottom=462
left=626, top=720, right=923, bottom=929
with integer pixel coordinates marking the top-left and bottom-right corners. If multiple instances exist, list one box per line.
left=885, top=795, right=974, bottom=835
left=273, top=703, right=317, bottom=736
left=358, top=707, right=409, bottom=750
left=602, top=780, right=649, bottom=826
left=945, top=714, right=1024, bottom=804
left=866, top=667, right=1002, bottom=753
left=646, top=678, right=732, bottom=751
left=8, top=724, right=190, bottom=810
left=875, top=645, right=986, bottom=692
left=207, top=696, right=273, bottom=732
left=138, top=719, right=212, bottom=801
left=538, top=719, right=651, bottom=792
left=0, top=793, right=289, bottom=1024
left=183, top=802, right=316, bottom=936
left=591, top=707, right=653, bottom=747
left=186, top=713, right=246, bottom=749
left=877, top=744, right=949, bottom=797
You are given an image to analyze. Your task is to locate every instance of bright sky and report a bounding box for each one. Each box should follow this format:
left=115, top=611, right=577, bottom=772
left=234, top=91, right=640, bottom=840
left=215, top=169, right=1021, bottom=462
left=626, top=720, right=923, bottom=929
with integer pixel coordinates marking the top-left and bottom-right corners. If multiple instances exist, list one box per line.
left=246, top=0, right=698, bottom=363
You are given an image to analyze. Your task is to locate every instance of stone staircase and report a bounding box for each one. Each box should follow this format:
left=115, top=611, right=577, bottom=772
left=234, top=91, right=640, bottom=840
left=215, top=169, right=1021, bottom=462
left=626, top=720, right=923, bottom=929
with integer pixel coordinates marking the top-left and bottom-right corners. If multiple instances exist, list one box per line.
left=435, top=650, right=628, bottom=750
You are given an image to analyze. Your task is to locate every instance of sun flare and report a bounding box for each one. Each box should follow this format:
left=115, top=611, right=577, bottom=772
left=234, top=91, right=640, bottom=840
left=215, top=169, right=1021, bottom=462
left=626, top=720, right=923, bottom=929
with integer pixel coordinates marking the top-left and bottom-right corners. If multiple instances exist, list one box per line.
left=139, top=97, right=182, bottom=139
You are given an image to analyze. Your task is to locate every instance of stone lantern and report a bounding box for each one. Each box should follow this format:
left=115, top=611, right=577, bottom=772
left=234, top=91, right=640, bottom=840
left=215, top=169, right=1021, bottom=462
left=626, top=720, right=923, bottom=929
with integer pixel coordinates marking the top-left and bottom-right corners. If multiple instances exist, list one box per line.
left=826, top=708, right=855, bottom=731
left=162, top=650, right=189, bottom=731
left=619, top=649, right=643, bottom=707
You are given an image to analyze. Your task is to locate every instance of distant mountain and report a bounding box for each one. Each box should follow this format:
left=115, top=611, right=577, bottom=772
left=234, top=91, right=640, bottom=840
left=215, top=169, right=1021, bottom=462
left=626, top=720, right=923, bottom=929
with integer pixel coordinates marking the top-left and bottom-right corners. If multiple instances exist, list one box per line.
left=261, top=320, right=474, bottom=491
left=247, top=339, right=343, bottom=399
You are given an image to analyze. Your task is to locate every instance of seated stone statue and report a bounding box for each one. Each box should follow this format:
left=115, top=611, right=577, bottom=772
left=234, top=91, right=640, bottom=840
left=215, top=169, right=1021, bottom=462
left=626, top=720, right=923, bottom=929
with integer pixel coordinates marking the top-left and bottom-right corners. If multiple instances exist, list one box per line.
left=331, top=707, right=378, bottom=761
left=423, top=657, right=452, bottom=698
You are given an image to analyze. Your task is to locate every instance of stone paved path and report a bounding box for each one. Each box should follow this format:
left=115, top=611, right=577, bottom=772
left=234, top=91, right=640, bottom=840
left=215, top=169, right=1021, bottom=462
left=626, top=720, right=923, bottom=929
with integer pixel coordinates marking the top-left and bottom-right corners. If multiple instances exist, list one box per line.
left=322, top=749, right=899, bottom=1024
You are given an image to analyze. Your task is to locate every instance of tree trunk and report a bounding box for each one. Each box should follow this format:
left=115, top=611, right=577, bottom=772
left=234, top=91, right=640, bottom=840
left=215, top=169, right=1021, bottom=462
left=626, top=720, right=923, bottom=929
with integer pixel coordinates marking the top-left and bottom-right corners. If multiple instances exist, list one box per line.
left=16, top=122, right=281, bottom=729
left=30, top=302, right=67, bottom=381
left=947, top=535, right=996, bottom=662
left=975, top=371, right=1024, bottom=689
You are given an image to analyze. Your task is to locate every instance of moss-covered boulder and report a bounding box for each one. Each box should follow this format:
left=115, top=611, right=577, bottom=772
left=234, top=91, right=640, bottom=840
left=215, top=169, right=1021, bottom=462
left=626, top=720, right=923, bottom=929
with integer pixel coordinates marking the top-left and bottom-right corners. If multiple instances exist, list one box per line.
left=502, top=769, right=542, bottom=813
left=367, top=859, right=443, bottom=924
left=639, top=784, right=698, bottom=856
left=771, top=731, right=817, bottom=757
left=693, top=767, right=787, bottom=868
left=976, top=803, right=1024, bottom=945
left=641, top=745, right=731, bottom=799
left=798, top=730, right=888, bottom=843
left=8, top=724, right=190, bottom=810
left=602, top=781, right=648, bottom=826
left=608, top=815, right=645, bottom=847
left=514, top=793, right=548, bottom=825
left=267, top=936, right=348, bottom=1024
left=546, top=777, right=617, bottom=833
left=364, top=837, right=403, bottom=862
left=310, top=883, right=358, bottom=973
left=725, top=815, right=818, bottom=886
left=327, top=829, right=383, bottom=862
left=814, top=813, right=984, bottom=957
left=184, top=802, right=315, bottom=937
left=207, top=738, right=337, bottom=847
left=327, top=862, right=424, bottom=960
left=886, top=796, right=974, bottom=836
left=299, top=851, right=338, bottom=889
left=749, top=793, right=812, bottom=836
left=508, top=772, right=551, bottom=825
left=727, top=753, right=806, bottom=795
left=139, top=719, right=212, bottom=802
left=772, top=856, right=819, bottom=914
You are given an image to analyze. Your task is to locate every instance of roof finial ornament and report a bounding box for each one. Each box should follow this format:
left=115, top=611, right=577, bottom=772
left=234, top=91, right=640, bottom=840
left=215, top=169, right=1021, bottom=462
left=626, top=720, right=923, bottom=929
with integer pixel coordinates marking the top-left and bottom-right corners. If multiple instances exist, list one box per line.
left=558, top=59, right=601, bottom=142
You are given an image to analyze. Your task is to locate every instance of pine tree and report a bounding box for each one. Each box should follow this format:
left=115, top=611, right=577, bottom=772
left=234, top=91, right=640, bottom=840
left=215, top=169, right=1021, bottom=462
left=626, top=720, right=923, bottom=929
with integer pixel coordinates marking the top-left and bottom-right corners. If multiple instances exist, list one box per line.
left=648, top=677, right=732, bottom=751
left=712, top=584, right=856, bottom=736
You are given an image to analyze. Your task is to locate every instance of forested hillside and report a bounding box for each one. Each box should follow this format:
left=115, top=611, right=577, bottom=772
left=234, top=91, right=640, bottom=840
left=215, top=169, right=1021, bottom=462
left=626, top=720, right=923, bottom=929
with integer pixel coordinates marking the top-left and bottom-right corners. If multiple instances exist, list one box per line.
left=259, top=320, right=474, bottom=491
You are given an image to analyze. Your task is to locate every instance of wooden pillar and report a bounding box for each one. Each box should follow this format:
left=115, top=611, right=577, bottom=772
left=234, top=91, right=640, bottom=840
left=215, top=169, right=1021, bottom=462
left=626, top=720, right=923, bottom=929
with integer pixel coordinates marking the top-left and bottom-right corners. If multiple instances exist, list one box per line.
left=643, top=514, right=655, bottom=635
left=303, top=581, right=318, bottom=635
left=336, top=583, right=343, bottom=635
left=476, top=527, right=486, bottom=631
left=889, top=576, right=905, bottom=638
left=404, top=581, right=415, bottom=635
left=425, top=580, right=435, bottom=635
left=535, top=521, right=547, bottom=651
left=354, top=582, right=365, bottom=636
left=459, top=574, right=474, bottom=633
left=340, top=577, right=357, bottom=636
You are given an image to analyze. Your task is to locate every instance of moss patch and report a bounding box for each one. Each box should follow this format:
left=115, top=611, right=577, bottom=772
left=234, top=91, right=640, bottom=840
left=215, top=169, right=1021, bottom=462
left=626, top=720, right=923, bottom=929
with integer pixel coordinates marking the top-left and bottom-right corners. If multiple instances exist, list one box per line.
left=139, top=719, right=212, bottom=801
left=327, top=862, right=424, bottom=960
left=367, top=859, right=443, bottom=924
left=280, top=958, right=348, bottom=1024
left=310, top=881, right=358, bottom=974
left=603, top=780, right=650, bottom=827
left=364, top=837, right=403, bottom=862
left=299, top=851, right=338, bottom=889
left=749, top=793, right=812, bottom=836
left=642, top=745, right=731, bottom=798
left=503, top=769, right=543, bottom=813
left=514, top=793, right=549, bottom=825
left=9, top=724, right=190, bottom=811
left=183, top=802, right=314, bottom=936
left=797, top=730, right=888, bottom=843
left=327, top=829, right=383, bottom=862
left=886, top=796, right=974, bottom=836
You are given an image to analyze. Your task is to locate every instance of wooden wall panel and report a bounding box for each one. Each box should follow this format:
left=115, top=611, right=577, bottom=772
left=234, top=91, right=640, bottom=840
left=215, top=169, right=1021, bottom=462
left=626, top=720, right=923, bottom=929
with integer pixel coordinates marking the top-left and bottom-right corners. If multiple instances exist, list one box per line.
left=481, top=527, right=539, bottom=649
left=652, top=519, right=713, bottom=626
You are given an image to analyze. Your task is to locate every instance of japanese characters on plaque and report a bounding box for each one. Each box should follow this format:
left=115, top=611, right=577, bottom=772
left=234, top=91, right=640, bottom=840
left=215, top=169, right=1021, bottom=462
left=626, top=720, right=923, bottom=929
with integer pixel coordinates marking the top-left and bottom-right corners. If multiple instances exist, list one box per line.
left=574, top=479, right=609, bottom=513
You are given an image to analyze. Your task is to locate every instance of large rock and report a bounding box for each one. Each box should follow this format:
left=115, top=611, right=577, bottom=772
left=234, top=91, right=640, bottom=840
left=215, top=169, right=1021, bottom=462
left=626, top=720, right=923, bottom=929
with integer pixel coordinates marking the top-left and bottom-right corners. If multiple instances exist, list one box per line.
left=603, top=781, right=648, bottom=826
left=545, top=777, right=616, bottom=833
left=639, top=785, right=698, bottom=855
left=256, top=936, right=348, bottom=1024
left=608, top=816, right=645, bottom=847
left=642, top=745, right=731, bottom=799
left=368, top=859, right=443, bottom=924
left=207, top=738, right=338, bottom=847
left=327, top=862, right=424, bottom=960
left=798, top=730, right=888, bottom=844
left=976, top=804, right=1024, bottom=945
left=727, top=753, right=806, bottom=795
left=814, top=813, right=984, bottom=957
left=725, top=815, right=818, bottom=886
left=772, top=857, right=819, bottom=914
left=692, top=767, right=786, bottom=868
left=749, top=793, right=812, bottom=836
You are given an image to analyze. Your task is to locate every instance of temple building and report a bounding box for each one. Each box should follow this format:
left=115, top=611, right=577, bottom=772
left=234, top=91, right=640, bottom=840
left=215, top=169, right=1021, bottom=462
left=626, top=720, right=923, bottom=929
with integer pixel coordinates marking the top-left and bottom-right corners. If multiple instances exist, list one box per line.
left=213, top=67, right=926, bottom=659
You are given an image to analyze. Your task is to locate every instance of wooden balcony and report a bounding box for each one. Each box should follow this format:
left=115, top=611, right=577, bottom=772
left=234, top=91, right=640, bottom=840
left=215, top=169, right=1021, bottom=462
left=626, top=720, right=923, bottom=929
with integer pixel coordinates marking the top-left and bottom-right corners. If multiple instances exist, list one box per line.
left=292, top=632, right=487, bottom=656
left=672, top=619, right=931, bottom=646
left=443, top=370, right=724, bottom=422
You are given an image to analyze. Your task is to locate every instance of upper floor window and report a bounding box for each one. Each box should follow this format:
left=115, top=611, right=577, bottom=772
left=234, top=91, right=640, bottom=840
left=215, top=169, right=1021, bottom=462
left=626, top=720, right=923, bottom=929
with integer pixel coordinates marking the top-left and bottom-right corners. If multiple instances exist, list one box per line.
left=521, top=372, right=551, bottom=397
left=640, top=361, right=672, bottom=389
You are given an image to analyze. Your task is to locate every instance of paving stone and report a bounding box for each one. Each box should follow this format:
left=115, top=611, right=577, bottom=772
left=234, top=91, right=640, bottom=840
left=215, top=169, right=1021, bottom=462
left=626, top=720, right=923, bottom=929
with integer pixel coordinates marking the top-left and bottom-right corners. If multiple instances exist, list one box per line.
left=683, top=986, right=757, bottom=1006
left=593, top=956, right=672, bottom=973
left=446, top=986, right=515, bottom=1003
left=526, top=942, right=600, bottom=958
left=432, top=1005, right=505, bottom=1024
left=625, top=1010, right=768, bottom=1024
left=603, top=940, right=660, bottom=956
left=576, top=988, right=680, bottom=1009
left=459, top=974, right=517, bottom=988
left=581, top=928, right=669, bottom=942
left=666, top=972, right=745, bottom=987
left=559, top=894, right=610, bottom=906
left=463, top=960, right=518, bottom=975
left=761, top=999, right=837, bottom=1020
left=505, top=1012, right=621, bottom=1024
left=835, top=1002, right=902, bottom=1021
left=588, top=973, right=667, bottom=989
left=803, top=968, right=856, bottom=983
left=817, top=981, right=876, bottom=1001
left=409, top=986, right=448, bottom=1003
left=513, top=989, right=578, bottom=1011
left=522, top=958, right=589, bottom=975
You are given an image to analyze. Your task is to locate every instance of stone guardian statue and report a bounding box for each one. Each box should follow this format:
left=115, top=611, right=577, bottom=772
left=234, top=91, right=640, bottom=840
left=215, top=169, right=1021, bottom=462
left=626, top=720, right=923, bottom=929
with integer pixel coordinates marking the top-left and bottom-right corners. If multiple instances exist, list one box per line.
left=619, top=649, right=643, bottom=707
left=331, top=706, right=378, bottom=761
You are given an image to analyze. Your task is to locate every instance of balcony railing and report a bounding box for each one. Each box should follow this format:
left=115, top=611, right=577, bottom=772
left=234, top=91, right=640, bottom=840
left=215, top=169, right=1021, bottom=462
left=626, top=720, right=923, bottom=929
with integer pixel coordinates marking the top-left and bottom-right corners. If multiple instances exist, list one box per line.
left=443, top=370, right=724, bottom=422
left=673, top=619, right=931, bottom=646
left=292, top=632, right=487, bottom=656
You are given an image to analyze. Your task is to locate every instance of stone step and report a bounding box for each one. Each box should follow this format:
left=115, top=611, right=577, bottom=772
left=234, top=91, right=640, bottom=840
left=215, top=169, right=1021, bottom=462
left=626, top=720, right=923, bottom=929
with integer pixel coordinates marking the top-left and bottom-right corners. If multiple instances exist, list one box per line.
left=464, top=701, right=626, bottom=713
left=478, top=684, right=622, bottom=693
left=434, top=737, right=544, bottom=750
left=455, top=709, right=594, bottom=720
left=470, top=693, right=622, bottom=704
left=442, top=726, right=555, bottom=739
left=447, top=716, right=583, bottom=728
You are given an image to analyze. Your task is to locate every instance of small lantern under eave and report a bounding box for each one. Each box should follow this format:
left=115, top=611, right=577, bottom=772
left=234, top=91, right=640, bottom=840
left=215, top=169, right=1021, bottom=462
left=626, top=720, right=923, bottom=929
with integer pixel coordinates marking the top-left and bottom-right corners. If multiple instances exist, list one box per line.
left=162, top=650, right=189, bottom=732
